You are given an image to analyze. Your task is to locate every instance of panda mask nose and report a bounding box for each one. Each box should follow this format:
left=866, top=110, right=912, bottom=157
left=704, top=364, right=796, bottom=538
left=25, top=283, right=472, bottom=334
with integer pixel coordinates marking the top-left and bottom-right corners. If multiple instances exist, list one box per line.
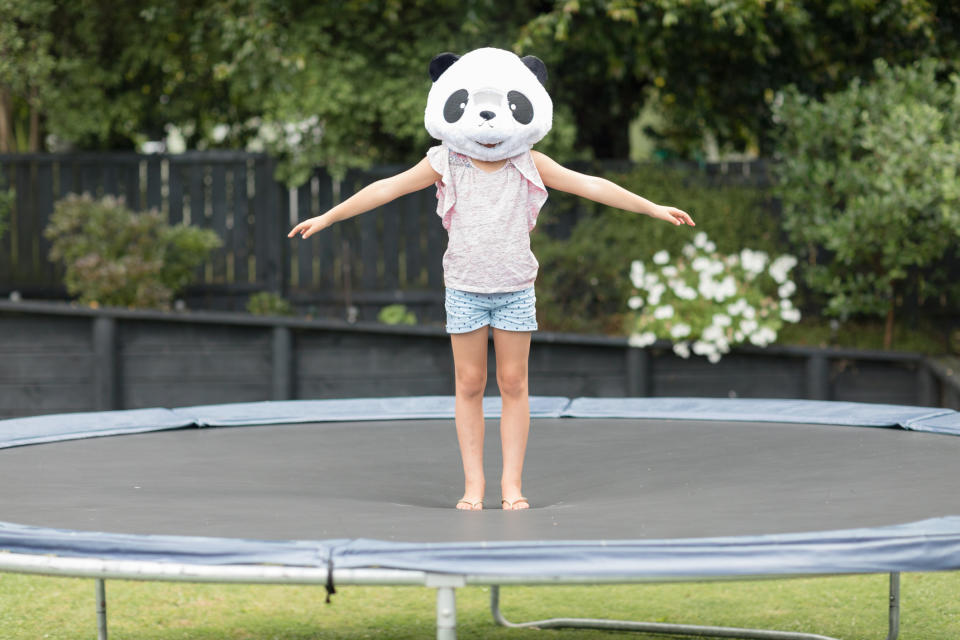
left=479, top=111, right=496, bottom=121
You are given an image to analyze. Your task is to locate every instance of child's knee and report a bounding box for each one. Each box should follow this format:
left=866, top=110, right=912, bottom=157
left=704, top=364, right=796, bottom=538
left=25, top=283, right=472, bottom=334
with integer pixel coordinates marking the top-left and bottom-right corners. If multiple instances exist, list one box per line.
left=456, top=368, right=487, bottom=398
left=496, top=366, right=528, bottom=397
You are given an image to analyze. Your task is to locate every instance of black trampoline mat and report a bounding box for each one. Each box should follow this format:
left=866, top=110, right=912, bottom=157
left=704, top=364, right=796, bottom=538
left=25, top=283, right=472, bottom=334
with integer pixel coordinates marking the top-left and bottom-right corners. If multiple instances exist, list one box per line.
left=2, top=418, right=958, bottom=542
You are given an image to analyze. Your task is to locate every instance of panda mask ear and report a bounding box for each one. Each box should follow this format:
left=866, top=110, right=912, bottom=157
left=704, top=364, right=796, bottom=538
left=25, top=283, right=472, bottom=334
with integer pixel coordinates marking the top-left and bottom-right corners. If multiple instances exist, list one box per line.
left=521, top=55, right=548, bottom=86
left=429, top=53, right=460, bottom=82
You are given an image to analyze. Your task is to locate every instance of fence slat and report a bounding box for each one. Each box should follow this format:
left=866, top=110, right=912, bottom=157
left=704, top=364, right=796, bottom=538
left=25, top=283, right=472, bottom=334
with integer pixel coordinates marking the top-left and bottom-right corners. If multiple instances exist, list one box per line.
left=36, top=160, right=56, bottom=285
left=0, top=162, right=13, bottom=281
left=232, top=162, right=250, bottom=285
left=295, top=182, right=313, bottom=289
left=145, top=157, right=162, bottom=212
left=381, top=200, right=400, bottom=290
left=211, top=165, right=227, bottom=282
left=168, top=160, right=184, bottom=224
left=14, top=161, right=35, bottom=282
left=315, top=169, right=334, bottom=290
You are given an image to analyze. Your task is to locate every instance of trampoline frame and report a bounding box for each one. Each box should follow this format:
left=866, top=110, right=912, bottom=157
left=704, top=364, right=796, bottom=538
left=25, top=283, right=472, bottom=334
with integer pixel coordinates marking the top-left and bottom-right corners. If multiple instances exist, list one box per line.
left=0, top=551, right=902, bottom=640
left=2, top=395, right=959, bottom=640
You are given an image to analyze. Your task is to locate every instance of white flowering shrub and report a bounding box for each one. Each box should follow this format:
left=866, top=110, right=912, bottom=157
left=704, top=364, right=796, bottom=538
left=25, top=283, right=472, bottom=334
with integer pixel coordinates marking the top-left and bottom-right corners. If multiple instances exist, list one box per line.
left=627, top=232, right=801, bottom=363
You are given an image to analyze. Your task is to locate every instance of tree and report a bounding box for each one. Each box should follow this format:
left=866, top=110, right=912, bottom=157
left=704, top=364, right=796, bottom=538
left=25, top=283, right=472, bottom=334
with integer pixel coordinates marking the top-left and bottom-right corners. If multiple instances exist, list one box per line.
left=0, top=0, right=58, bottom=152
left=774, top=59, right=960, bottom=348
left=517, top=0, right=960, bottom=159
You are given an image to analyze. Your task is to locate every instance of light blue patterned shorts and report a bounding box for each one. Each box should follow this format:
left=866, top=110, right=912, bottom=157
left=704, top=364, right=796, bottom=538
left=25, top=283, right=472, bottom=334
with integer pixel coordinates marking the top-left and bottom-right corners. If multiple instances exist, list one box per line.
left=444, top=287, right=538, bottom=334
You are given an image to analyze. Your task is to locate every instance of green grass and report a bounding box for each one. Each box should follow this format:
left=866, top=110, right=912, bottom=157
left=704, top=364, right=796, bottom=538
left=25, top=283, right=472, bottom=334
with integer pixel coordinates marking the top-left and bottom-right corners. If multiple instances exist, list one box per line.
left=3, top=572, right=959, bottom=639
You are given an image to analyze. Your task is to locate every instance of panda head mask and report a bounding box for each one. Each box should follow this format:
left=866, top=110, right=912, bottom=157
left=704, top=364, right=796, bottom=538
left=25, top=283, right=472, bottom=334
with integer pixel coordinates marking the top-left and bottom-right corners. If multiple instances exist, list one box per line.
left=425, top=48, right=552, bottom=162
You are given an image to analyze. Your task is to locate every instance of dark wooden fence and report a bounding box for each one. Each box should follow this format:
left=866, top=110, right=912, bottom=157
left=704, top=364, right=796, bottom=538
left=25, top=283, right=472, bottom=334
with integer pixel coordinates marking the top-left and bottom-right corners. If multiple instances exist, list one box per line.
left=0, top=152, right=770, bottom=321
left=1, top=300, right=957, bottom=420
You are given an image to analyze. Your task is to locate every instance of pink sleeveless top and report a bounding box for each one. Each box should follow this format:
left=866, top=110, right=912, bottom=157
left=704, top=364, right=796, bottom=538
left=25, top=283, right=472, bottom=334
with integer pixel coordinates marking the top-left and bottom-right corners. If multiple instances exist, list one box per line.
left=426, top=144, right=548, bottom=293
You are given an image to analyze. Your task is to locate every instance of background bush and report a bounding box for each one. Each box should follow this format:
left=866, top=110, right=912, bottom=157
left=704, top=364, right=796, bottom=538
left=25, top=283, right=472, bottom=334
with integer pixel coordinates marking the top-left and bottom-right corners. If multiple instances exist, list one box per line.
left=774, top=58, right=960, bottom=348
left=45, top=194, right=221, bottom=309
left=246, top=291, right=294, bottom=317
left=533, top=164, right=787, bottom=334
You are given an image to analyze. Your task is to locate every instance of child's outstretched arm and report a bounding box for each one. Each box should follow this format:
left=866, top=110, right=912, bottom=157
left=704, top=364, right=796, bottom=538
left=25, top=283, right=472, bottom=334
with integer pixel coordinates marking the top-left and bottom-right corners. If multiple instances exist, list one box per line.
left=289, top=158, right=441, bottom=238
left=532, top=151, right=694, bottom=227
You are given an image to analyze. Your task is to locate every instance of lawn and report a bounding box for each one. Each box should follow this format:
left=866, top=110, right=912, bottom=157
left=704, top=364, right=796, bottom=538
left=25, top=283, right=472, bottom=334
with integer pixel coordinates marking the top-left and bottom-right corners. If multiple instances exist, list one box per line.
left=2, top=572, right=959, bottom=639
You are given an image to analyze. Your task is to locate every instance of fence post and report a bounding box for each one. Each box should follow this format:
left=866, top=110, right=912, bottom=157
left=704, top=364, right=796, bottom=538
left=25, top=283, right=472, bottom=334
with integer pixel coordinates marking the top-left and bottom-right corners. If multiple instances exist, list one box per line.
left=92, top=315, right=119, bottom=411
left=272, top=325, right=293, bottom=401
left=626, top=348, right=651, bottom=397
left=805, top=353, right=830, bottom=401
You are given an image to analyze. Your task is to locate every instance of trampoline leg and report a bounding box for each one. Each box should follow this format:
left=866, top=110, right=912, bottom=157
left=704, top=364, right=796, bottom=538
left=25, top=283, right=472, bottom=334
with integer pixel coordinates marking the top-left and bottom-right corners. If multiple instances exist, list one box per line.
left=427, top=574, right=465, bottom=640
left=886, top=572, right=900, bottom=640
left=490, top=583, right=898, bottom=640
left=436, top=586, right=457, bottom=640
left=96, top=579, right=108, bottom=640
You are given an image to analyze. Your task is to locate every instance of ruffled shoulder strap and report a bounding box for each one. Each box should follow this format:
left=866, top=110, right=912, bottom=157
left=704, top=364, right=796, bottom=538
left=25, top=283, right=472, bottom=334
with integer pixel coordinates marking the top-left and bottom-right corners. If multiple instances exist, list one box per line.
left=426, top=144, right=459, bottom=230
left=509, top=149, right=549, bottom=230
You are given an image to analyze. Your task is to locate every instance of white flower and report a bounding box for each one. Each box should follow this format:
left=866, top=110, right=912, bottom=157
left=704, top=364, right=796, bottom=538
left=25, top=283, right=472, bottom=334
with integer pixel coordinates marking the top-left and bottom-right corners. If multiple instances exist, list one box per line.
left=781, top=307, right=802, bottom=323
left=707, top=352, right=722, bottom=363
left=647, top=285, right=665, bottom=306
left=654, top=305, right=675, bottom=319
left=742, top=305, right=756, bottom=319
left=727, top=298, right=748, bottom=316
left=702, top=324, right=725, bottom=342
left=629, top=332, right=657, bottom=348
left=769, top=255, right=798, bottom=284
left=693, top=232, right=708, bottom=248
left=712, top=313, right=732, bottom=327
left=748, top=326, right=778, bottom=347
left=692, top=340, right=716, bottom=357
left=653, top=250, right=670, bottom=265
left=778, top=281, right=797, bottom=299
left=643, top=273, right=660, bottom=289
left=739, top=249, right=768, bottom=278
left=671, top=323, right=692, bottom=338
left=704, top=241, right=716, bottom=252
left=673, top=341, right=691, bottom=358
left=662, top=265, right=678, bottom=278
left=740, top=318, right=759, bottom=335
left=628, top=296, right=644, bottom=310
left=692, top=257, right=712, bottom=272
left=676, top=285, right=698, bottom=300
left=734, top=331, right=745, bottom=341
left=698, top=277, right=718, bottom=299
left=682, top=244, right=697, bottom=259
left=630, top=261, right=645, bottom=288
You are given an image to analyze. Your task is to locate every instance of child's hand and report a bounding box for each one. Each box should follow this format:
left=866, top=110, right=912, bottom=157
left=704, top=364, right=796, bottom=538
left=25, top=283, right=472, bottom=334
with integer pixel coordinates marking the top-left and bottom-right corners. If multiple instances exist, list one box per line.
left=650, top=205, right=695, bottom=227
left=288, top=216, right=329, bottom=239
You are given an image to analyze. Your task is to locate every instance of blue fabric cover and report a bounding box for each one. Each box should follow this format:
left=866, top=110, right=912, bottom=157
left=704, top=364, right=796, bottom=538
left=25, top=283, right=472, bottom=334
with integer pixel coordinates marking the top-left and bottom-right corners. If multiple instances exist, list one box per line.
left=2, top=397, right=957, bottom=449
left=2, top=517, right=959, bottom=578
left=0, top=408, right=193, bottom=449
left=173, top=395, right=570, bottom=427
left=563, top=397, right=960, bottom=435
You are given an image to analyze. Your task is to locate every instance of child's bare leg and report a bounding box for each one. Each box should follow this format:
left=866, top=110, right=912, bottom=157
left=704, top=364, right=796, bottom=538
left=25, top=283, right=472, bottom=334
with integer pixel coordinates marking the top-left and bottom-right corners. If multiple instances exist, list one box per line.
left=450, top=327, right=489, bottom=509
left=492, top=328, right=531, bottom=510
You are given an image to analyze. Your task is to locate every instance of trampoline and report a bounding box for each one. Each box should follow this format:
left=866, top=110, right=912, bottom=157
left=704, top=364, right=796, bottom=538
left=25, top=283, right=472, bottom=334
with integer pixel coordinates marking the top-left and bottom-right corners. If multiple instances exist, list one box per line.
left=2, top=396, right=959, bottom=640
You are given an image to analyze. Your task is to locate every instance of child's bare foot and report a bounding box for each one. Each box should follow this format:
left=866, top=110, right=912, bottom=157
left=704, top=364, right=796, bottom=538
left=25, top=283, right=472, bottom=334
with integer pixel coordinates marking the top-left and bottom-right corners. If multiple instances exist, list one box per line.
left=501, top=483, right=529, bottom=510
left=456, top=498, right=483, bottom=511
left=501, top=496, right=529, bottom=510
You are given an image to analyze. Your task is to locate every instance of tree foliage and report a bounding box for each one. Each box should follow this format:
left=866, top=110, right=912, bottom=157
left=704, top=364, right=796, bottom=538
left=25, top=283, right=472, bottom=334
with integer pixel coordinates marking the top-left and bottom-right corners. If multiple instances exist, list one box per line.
left=2, top=1, right=959, bottom=174
left=773, top=58, right=960, bottom=347
left=520, top=0, right=960, bottom=158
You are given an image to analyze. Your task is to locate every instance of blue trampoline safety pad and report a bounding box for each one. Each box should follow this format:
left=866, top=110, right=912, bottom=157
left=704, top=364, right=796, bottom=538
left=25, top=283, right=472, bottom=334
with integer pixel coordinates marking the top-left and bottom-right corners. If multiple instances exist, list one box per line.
left=2, top=517, right=959, bottom=578
left=1, top=396, right=958, bottom=449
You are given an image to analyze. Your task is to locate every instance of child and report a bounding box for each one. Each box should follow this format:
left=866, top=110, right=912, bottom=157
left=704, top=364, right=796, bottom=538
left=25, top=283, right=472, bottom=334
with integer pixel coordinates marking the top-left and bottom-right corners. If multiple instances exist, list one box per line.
left=289, top=48, right=693, bottom=511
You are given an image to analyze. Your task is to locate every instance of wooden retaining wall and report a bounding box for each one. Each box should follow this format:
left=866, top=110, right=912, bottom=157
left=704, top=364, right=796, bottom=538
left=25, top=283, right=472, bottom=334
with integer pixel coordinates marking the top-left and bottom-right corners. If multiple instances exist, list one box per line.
left=1, top=301, right=956, bottom=420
